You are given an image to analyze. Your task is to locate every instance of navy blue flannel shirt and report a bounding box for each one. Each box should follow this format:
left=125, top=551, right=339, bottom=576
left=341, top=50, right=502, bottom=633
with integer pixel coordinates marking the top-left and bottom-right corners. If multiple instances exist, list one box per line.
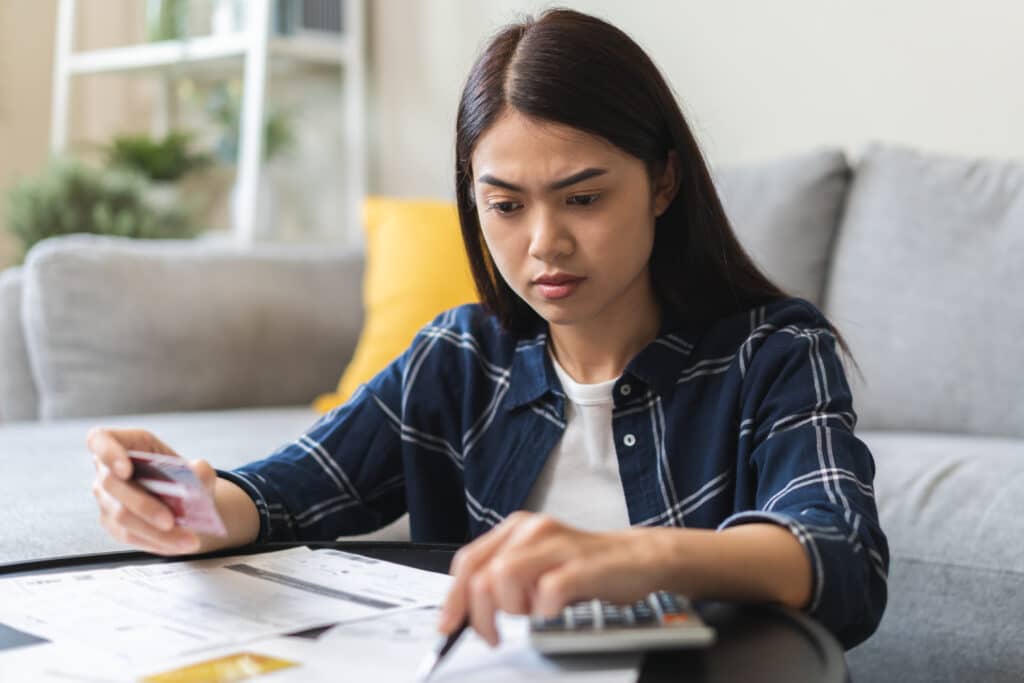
left=219, top=297, right=888, bottom=648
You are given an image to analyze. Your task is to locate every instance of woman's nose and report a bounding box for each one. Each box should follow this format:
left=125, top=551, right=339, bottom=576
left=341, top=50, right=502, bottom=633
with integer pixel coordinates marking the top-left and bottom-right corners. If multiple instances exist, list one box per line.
left=527, top=209, right=574, bottom=261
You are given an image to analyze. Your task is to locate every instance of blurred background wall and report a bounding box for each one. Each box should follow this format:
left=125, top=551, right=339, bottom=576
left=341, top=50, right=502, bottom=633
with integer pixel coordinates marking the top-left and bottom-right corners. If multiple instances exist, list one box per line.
left=2, top=0, right=1022, bottom=269
left=370, top=0, right=1024, bottom=196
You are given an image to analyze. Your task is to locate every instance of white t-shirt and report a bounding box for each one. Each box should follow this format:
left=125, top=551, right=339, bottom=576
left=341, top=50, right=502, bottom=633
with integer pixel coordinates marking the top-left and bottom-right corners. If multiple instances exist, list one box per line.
left=521, top=350, right=633, bottom=531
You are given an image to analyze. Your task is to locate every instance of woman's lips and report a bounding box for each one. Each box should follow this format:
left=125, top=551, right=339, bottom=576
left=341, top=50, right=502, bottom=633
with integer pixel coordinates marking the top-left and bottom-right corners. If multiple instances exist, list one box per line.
left=534, top=277, right=585, bottom=300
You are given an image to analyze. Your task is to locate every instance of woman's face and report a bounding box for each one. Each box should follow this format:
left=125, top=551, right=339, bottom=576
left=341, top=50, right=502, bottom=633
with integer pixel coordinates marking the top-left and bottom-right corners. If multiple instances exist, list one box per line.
left=471, top=108, right=676, bottom=329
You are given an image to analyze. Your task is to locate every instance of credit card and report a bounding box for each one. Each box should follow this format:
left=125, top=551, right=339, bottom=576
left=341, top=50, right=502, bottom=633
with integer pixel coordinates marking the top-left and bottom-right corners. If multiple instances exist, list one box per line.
left=140, top=652, right=298, bottom=683
left=127, top=450, right=228, bottom=537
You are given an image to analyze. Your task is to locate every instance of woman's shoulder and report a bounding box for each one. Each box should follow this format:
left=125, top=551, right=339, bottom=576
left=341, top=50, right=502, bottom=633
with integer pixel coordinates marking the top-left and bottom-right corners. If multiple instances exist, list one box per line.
left=418, top=302, right=509, bottom=339
left=694, top=296, right=835, bottom=365
left=411, top=302, right=523, bottom=366
left=742, top=297, right=843, bottom=373
left=760, top=296, right=831, bottom=330
left=701, top=296, right=827, bottom=340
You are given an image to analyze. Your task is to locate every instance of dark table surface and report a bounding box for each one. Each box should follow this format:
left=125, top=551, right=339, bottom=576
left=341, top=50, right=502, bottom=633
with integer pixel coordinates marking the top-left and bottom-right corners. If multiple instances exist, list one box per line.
left=0, top=541, right=849, bottom=682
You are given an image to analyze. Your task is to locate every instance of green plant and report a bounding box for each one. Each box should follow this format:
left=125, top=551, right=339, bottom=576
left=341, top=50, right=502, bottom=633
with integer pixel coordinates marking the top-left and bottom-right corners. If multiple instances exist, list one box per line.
left=105, top=131, right=211, bottom=182
left=5, top=159, right=197, bottom=262
left=205, top=82, right=294, bottom=163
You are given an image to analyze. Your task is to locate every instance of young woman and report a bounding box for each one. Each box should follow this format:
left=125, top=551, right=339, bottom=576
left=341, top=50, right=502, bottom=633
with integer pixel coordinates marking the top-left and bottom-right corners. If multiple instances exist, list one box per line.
left=88, top=8, right=888, bottom=651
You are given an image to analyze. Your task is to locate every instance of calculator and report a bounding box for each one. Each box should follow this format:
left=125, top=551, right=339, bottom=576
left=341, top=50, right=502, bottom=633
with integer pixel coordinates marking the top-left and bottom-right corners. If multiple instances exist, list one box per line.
left=528, top=591, right=716, bottom=654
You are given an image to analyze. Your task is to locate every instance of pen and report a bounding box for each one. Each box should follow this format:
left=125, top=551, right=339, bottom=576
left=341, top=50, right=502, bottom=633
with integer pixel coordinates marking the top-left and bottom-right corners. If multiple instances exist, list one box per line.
left=416, top=616, right=469, bottom=681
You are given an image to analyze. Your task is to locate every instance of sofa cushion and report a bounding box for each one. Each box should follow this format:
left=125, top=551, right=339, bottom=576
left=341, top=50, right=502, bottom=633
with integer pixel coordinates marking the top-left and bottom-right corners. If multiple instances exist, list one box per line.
left=824, top=144, right=1024, bottom=437
left=0, top=406, right=410, bottom=566
left=714, top=148, right=851, bottom=307
left=313, top=197, right=477, bottom=413
left=847, top=430, right=1024, bottom=683
left=20, top=234, right=365, bottom=420
left=0, top=267, right=38, bottom=422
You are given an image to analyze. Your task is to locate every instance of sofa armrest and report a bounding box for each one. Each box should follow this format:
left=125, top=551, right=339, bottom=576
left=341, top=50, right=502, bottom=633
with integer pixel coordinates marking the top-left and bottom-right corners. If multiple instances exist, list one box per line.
left=22, top=234, right=365, bottom=420
left=0, top=267, right=40, bottom=422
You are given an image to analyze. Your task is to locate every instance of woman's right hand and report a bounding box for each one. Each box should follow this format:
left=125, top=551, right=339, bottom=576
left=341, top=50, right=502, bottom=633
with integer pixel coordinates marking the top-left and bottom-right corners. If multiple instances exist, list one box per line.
left=87, top=427, right=214, bottom=556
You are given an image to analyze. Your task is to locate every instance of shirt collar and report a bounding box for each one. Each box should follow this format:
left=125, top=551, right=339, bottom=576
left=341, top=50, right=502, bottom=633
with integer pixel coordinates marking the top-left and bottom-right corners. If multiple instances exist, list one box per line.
left=505, top=306, right=703, bottom=411
left=505, top=327, right=560, bottom=411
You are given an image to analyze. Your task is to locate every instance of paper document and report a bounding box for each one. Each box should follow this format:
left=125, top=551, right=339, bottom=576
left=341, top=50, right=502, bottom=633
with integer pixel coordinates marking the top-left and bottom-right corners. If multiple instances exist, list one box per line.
left=419, top=611, right=642, bottom=683
left=133, top=608, right=640, bottom=683
left=0, top=547, right=450, bottom=665
left=0, top=547, right=641, bottom=682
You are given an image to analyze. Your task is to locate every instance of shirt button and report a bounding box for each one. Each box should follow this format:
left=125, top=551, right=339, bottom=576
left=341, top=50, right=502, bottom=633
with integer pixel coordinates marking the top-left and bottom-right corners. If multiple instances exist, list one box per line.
left=623, top=433, right=637, bottom=447
left=619, top=384, right=632, bottom=397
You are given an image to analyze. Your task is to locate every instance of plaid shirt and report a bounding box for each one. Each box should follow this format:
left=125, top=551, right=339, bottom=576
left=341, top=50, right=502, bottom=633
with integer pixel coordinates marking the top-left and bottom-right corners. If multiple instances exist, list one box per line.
left=219, top=298, right=888, bottom=648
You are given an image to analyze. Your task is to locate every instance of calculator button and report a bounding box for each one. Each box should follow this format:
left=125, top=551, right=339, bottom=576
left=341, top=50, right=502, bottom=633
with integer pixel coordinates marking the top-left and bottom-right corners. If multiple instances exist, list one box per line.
left=657, top=592, right=684, bottom=613
left=574, top=612, right=595, bottom=628
left=662, top=614, right=691, bottom=625
left=531, top=616, right=566, bottom=631
left=633, top=602, right=654, bottom=612
left=632, top=607, right=658, bottom=624
left=602, top=611, right=628, bottom=626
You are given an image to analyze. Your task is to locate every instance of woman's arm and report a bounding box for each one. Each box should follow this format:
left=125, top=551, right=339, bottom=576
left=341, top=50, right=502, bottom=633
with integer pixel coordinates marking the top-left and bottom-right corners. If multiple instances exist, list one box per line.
left=437, top=513, right=811, bottom=646
left=641, top=523, right=812, bottom=609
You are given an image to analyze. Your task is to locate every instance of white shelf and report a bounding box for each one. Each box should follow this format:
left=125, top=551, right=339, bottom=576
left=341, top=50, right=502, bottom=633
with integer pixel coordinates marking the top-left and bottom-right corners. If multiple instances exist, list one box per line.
left=68, top=34, right=248, bottom=74
left=268, top=34, right=352, bottom=65
left=66, top=33, right=350, bottom=76
left=50, top=0, right=367, bottom=248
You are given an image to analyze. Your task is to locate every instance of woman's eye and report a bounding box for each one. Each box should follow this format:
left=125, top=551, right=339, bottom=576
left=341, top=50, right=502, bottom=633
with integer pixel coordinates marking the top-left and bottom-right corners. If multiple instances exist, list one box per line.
left=568, top=193, right=601, bottom=207
left=488, top=201, right=521, bottom=215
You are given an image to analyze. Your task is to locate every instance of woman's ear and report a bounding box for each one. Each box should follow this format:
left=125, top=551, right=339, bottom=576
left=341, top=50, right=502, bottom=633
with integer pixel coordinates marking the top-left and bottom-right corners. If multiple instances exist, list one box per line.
left=652, top=150, right=681, bottom=217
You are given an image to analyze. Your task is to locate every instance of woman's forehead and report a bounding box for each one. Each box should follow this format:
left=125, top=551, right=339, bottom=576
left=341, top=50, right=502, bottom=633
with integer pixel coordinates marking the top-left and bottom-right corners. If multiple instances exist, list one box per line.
left=472, top=110, right=625, bottom=178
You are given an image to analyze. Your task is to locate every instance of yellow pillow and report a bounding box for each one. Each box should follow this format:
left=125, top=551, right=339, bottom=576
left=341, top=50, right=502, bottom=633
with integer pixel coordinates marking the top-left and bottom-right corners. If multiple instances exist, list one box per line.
left=312, top=197, right=478, bottom=413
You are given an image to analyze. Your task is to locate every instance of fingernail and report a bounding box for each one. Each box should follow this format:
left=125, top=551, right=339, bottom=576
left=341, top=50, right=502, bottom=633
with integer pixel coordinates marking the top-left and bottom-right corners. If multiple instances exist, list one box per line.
left=117, top=461, right=131, bottom=478
left=158, top=514, right=174, bottom=531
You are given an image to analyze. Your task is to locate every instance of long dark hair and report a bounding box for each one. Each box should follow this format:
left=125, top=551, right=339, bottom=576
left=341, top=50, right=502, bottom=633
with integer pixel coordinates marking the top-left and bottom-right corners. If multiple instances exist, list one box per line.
left=454, top=8, right=853, bottom=359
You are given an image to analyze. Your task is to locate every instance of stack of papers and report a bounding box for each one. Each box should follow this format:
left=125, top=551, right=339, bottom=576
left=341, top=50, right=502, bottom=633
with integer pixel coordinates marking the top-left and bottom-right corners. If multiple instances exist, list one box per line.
left=0, top=547, right=641, bottom=682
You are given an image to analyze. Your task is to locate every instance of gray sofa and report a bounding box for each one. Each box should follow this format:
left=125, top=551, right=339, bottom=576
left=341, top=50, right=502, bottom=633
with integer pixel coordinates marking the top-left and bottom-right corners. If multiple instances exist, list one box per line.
left=1, top=143, right=1021, bottom=682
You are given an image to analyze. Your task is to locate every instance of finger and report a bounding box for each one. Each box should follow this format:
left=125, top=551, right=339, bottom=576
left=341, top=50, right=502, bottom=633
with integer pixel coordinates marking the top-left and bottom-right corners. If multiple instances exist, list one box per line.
left=86, top=427, right=179, bottom=479
left=441, top=513, right=565, bottom=629
left=121, top=529, right=185, bottom=557
left=439, top=513, right=531, bottom=633
left=189, top=459, right=217, bottom=496
left=532, top=562, right=584, bottom=619
left=111, top=518, right=196, bottom=558
left=100, top=511, right=183, bottom=556
left=87, top=429, right=133, bottom=479
left=468, top=573, right=500, bottom=647
left=96, top=487, right=198, bottom=554
left=490, top=536, right=574, bottom=616
left=86, top=427, right=178, bottom=457
left=449, top=512, right=534, bottom=577
left=95, top=463, right=176, bottom=531
left=531, top=557, right=649, bottom=619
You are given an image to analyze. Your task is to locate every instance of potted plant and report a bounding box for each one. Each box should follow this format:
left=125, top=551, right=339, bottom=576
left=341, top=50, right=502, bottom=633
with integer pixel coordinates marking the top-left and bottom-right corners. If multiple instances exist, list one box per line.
left=103, top=130, right=212, bottom=214
left=104, top=131, right=211, bottom=182
left=5, top=159, right=197, bottom=263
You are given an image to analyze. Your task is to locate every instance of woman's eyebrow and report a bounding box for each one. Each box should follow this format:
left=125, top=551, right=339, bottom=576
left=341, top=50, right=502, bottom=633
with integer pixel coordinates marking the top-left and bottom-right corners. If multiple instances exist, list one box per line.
left=476, top=167, right=608, bottom=192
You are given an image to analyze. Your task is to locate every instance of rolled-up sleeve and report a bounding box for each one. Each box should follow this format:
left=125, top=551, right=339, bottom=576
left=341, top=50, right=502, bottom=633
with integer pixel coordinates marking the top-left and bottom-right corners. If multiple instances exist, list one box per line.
left=216, top=348, right=409, bottom=543
left=719, top=321, right=889, bottom=649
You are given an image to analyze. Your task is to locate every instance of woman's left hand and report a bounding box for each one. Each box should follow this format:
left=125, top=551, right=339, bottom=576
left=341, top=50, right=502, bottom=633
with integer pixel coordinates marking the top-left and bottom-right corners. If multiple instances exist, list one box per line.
left=436, top=511, right=664, bottom=646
